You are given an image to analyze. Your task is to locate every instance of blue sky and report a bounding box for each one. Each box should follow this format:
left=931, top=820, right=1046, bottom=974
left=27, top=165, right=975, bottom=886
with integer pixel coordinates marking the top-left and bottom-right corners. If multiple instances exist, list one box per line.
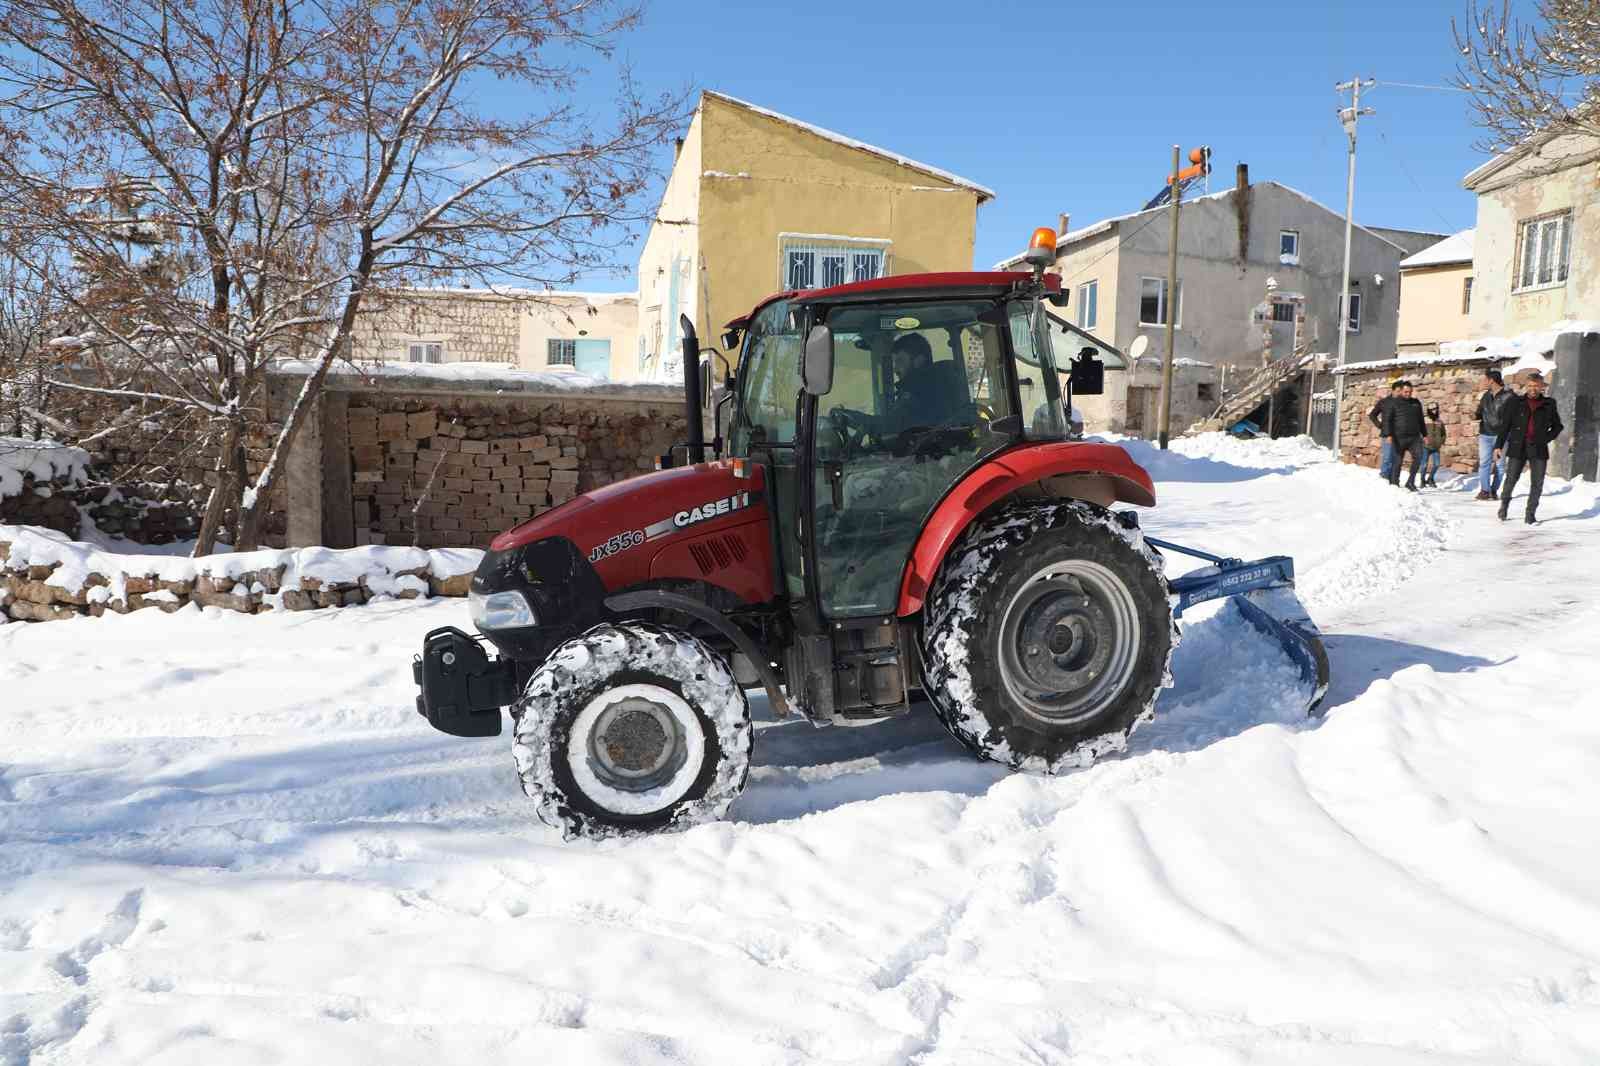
left=557, top=0, right=1489, bottom=290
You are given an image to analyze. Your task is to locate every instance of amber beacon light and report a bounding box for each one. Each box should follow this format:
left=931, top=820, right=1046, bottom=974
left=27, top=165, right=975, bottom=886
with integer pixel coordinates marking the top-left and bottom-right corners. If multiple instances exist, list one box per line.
left=1022, top=227, right=1057, bottom=270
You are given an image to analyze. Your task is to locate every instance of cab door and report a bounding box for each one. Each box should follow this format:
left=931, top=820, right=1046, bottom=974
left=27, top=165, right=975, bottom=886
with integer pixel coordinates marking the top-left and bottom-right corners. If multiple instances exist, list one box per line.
left=729, top=299, right=806, bottom=600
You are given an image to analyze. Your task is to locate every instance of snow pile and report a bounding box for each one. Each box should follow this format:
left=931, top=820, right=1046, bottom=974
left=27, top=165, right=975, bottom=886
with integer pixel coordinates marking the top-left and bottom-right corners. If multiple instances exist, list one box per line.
left=0, top=438, right=90, bottom=500
left=1, top=523, right=481, bottom=616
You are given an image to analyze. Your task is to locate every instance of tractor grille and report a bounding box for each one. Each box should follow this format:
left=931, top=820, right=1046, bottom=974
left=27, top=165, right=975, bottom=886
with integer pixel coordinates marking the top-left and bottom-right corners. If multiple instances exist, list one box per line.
left=688, top=533, right=748, bottom=574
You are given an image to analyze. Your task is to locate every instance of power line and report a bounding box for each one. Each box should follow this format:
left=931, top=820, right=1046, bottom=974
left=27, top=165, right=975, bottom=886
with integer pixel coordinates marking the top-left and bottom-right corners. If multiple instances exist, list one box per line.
left=1375, top=80, right=1472, bottom=94
left=1374, top=125, right=1462, bottom=235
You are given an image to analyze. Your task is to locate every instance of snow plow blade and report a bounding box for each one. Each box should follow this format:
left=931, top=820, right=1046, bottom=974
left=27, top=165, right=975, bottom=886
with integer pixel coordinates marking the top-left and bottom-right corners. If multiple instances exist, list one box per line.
left=1149, top=540, right=1331, bottom=717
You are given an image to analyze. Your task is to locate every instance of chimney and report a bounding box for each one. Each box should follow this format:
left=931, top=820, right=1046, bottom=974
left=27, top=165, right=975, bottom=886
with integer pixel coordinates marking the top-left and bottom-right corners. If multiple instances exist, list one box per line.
left=1058, top=212, right=1070, bottom=236
left=673, top=137, right=684, bottom=160
left=1236, top=162, right=1249, bottom=193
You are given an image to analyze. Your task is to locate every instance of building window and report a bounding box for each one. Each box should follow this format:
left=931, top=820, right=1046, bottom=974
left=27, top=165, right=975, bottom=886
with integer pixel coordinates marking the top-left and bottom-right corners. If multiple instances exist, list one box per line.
left=1515, top=212, right=1571, bottom=291
left=1077, top=279, right=1098, bottom=330
left=780, top=238, right=887, bottom=290
left=407, top=342, right=443, bottom=363
left=1270, top=301, right=1296, bottom=323
left=1198, top=382, right=1216, bottom=405
left=1279, top=230, right=1300, bottom=264
left=1346, top=291, right=1362, bottom=334
left=1462, top=276, right=1474, bottom=315
left=547, top=338, right=577, bottom=366
left=1139, top=277, right=1181, bottom=327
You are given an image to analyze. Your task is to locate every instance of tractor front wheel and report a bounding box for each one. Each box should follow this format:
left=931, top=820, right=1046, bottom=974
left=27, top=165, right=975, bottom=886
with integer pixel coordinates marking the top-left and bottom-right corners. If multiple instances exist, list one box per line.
left=921, top=500, right=1176, bottom=772
left=511, top=622, right=752, bottom=839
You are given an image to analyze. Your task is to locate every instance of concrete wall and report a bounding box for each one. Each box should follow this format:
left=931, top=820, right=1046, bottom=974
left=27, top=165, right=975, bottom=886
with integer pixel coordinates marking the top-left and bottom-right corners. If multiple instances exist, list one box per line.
left=691, top=92, right=981, bottom=362
left=1397, top=262, right=1475, bottom=353
left=1467, top=132, right=1600, bottom=338
left=637, top=108, right=704, bottom=381
left=1108, top=183, right=1410, bottom=373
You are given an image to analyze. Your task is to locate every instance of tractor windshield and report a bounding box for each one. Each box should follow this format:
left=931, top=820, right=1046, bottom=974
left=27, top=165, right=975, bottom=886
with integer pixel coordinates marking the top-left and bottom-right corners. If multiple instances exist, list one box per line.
left=1006, top=299, right=1069, bottom=439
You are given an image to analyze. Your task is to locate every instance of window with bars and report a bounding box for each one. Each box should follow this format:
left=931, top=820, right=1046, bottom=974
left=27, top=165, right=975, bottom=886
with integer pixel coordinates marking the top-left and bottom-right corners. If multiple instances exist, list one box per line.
left=781, top=240, right=886, bottom=290
left=407, top=342, right=443, bottom=363
left=547, top=338, right=577, bottom=366
left=1270, top=301, right=1296, bottom=323
left=1515, top=212, right=1571, bottom=291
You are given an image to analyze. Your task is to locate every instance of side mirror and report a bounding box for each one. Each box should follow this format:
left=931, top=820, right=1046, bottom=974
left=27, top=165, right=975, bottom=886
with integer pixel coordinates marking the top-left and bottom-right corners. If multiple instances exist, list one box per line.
left=1069, top=352, right=1105, bottom=396
left=802, top=324, right=835, bottom=396
left=1046, top=289, right=1070, bottom=309
left=722, top=328, right=743, bottom=351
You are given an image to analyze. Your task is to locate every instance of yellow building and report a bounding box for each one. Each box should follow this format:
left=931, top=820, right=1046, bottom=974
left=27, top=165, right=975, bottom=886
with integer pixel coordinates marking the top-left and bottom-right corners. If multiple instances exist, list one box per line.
left=636, top=90, right=993, bottom=378
left=1396, top=230, right=1474, bottom=355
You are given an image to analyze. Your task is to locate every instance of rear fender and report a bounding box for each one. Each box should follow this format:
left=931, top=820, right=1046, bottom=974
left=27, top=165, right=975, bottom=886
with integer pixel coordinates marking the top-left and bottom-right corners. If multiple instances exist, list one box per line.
left=896, top=442, right=1156, bottom=615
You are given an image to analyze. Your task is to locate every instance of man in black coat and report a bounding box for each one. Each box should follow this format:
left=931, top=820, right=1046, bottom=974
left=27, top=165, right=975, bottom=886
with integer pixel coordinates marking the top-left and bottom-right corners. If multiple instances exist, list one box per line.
left=1494, top=370, right=1564, bottom=524
left=1367, top=382, right=1399, bottom=481
left=1473, top=368, right=1514, bottom=499
left=1381, top=379, right=1427, bottom=491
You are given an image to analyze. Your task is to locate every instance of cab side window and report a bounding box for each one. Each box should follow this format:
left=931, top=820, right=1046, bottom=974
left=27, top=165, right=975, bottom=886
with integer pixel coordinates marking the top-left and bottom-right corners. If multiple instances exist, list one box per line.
left=732, top=301, right=802, bottom=453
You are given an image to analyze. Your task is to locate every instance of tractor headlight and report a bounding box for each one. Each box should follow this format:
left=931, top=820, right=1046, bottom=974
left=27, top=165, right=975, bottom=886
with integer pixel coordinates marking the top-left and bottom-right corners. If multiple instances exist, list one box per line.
left=469, top=590, right=537, bottom=631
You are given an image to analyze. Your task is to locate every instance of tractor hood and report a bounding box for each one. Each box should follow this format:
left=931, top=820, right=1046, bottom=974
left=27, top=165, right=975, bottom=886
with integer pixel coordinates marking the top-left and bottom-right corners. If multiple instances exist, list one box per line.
left=489, top=460, right=765, bottom=559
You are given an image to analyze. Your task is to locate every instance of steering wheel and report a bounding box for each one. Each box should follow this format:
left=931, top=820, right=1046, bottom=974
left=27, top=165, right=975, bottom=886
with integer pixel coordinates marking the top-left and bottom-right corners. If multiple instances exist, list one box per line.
left=827, top=406, right=880, bottom=457
left=892, top=414, right=974, bottom=459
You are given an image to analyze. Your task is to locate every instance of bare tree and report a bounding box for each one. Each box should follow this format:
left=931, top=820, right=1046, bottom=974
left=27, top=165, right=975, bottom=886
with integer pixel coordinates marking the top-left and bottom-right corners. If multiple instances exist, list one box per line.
left=0, top=0, right=683, bottom=553
left=1455, top=0, right=1600, bottom=152
left=0, top=223, right=68, bottom=440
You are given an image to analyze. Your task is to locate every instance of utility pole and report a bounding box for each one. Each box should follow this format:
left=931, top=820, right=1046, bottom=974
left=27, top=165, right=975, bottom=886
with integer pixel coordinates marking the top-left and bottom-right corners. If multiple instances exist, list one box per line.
left=1332, top=77, right=1374, bottom=457
left=1158, top=144, right=1181, bottom=450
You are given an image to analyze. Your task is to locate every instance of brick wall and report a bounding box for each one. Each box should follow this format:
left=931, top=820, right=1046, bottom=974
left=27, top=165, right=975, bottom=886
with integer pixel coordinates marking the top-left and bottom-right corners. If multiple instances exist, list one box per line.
left=1336, top=358, right=1501, bottom=472
left=351, top=290, right=523, bottom=364
left=278, top=370, right=689, bottom=550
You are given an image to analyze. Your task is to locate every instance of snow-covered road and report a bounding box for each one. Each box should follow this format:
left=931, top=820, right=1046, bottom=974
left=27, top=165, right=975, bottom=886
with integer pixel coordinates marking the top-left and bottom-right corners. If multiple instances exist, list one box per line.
left=3, top=437, right=1599, bottom=1064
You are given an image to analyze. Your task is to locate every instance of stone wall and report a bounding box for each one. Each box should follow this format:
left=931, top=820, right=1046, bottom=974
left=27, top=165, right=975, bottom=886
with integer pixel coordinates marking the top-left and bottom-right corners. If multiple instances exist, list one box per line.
left=1335, top=357, right=1502, bottom=472
left=351, top=290, right=523, bottom=365
left=274, top=366, right=689, bottom=550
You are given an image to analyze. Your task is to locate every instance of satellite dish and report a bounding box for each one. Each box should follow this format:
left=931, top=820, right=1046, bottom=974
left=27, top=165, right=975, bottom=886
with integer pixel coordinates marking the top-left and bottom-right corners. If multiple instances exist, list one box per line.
left=1129, top=335, right=1150, bottom=361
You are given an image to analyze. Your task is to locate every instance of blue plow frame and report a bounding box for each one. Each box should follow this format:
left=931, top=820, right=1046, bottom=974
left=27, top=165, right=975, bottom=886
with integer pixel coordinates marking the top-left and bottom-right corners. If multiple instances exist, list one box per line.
left=1147, top=538, right=1331, bottom=716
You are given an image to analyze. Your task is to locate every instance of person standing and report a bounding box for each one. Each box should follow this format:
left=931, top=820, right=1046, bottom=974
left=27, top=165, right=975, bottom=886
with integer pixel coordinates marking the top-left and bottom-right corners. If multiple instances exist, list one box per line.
left=1421, top=404, right=1446, bottom=487
left=1494, top=370, right=1564, bottom=524
left=1473, top=368, right=1513, bottom=500
left=1368, top=381, right=1399, bottom=481
left=1382, top=380, right=1427, bottom=491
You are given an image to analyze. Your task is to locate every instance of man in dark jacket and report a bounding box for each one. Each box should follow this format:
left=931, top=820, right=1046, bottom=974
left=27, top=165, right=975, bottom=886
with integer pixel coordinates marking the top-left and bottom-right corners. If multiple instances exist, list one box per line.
left=1473, top=368, right=1514, bottom=500
left=1382, top=380, right=1427, bottom=491
left=1368, top=381, right=1399, bottom=481
left=1494, top=370, right=1564, bottom=524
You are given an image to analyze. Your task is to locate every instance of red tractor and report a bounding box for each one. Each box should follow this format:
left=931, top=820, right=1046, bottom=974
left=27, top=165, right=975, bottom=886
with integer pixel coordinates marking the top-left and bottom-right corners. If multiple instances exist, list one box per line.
left=414, top=230, right=1327, bottom=839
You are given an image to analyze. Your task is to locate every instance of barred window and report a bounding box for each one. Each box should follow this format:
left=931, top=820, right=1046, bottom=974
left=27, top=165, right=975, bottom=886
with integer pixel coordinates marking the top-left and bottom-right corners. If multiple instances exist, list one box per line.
left=407, top=342, right=442, bottom=363
left=547, top=338, right=577, bottom=366
left=780, top=238, right=887, bottom=290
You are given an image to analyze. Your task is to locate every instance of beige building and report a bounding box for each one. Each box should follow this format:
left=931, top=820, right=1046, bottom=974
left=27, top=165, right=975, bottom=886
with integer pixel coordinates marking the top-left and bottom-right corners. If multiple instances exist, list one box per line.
left=1396, top=230, right=1475, bottom=355
left=1463, top=129, right=1598, bottom=338
left=352, top=289, right=639, bottom=381
left=636, top=90, right=992, bottom=378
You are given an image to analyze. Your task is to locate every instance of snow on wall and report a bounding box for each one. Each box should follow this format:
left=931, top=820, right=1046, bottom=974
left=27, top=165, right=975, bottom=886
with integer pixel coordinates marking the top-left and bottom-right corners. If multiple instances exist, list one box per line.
left=0, top=438, right=90, bottom=501
left=0, top=522, right=483, bottom=622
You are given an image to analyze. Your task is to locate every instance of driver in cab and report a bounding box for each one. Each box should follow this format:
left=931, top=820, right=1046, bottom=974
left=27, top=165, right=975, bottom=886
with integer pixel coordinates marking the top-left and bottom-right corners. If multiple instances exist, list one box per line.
left=884, top=332, right=958, bottom=435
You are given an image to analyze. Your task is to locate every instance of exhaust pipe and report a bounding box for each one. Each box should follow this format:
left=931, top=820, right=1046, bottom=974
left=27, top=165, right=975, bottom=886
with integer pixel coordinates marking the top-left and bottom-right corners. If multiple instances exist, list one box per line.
left=680, top=313, right=705, bottom=464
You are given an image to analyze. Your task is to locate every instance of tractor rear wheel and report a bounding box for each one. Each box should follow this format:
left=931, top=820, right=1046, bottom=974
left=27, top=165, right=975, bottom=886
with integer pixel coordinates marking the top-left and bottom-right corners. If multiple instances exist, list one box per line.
left=511, top=621, right=752, bottom=839
left=921, top=500, right=1176, bottom=772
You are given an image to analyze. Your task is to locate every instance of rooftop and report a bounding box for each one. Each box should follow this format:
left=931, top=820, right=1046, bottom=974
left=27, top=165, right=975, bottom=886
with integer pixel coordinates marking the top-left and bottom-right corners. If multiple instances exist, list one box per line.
left=1399, top=230, right=1475, bottom=270
left=703, top=91, right=996, bottom=203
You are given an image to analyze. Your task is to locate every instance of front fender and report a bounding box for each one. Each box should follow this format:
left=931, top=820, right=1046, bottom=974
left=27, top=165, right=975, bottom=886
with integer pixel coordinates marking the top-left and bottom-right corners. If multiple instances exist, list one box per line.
left=896, top=442, right=1156, bottom=615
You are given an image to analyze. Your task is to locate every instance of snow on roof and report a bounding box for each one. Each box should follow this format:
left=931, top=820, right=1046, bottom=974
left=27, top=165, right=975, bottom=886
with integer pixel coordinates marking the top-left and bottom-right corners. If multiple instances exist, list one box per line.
left=0, top=438, right=90, bottom=500
left=993, top=181, right=1407, bottom=269
left=1437, top=319, right=1600, bottom=381
left=397, top=287, right=637, bottom=303
left=1399, top=229, right=1475, bottom=270
left=269, top=359, right=683, bottom=397
left=702, top=90, right=995, bottom=202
